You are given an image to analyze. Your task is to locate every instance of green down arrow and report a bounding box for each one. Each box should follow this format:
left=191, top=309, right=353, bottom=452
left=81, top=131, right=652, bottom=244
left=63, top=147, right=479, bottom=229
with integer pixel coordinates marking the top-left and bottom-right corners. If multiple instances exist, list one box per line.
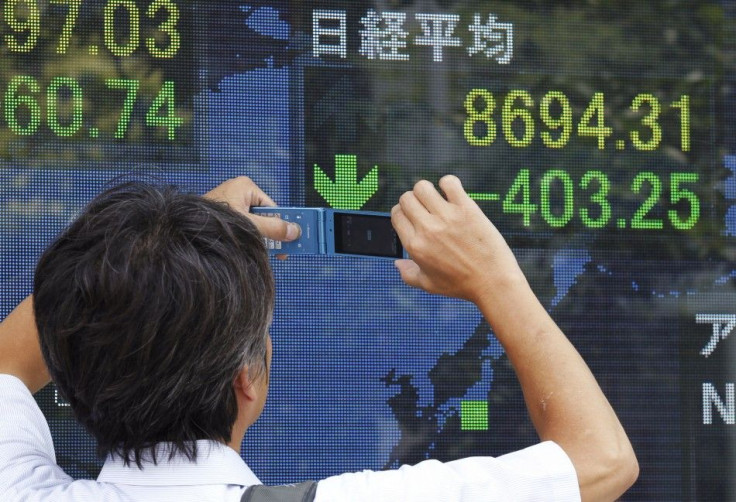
left=314, top=154, right=378, bottom=210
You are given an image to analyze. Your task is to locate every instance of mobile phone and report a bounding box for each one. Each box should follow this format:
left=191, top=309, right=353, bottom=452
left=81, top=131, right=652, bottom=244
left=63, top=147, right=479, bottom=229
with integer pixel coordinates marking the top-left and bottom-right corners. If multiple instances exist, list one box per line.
left=251, top=207, right=405, bottom=259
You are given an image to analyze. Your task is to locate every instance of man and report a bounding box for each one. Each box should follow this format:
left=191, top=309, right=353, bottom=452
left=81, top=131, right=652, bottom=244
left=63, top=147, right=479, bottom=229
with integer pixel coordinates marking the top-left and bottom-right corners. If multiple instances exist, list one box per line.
left=0, top=175, right=638, bottom=501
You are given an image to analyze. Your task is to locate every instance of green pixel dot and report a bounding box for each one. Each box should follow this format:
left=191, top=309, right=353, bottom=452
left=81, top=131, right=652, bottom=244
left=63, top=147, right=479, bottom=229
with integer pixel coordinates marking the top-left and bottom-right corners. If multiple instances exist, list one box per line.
left=461, top=400, right=489, bottom=431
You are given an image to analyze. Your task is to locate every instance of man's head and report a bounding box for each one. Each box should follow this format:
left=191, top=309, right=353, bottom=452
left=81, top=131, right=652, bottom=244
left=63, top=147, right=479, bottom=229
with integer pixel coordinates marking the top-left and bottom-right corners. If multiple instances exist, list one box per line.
left=33, top=182, right=274, bottom=466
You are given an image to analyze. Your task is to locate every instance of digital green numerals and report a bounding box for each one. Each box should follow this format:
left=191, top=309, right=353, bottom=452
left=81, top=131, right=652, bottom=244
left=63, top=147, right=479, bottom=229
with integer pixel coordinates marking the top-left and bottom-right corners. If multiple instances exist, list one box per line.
left=627, top=172, right=699, bottom=230
left=498, top=169, right=699, bottom=231
left=579, top=171, right=611, bottom=228
left=3, top=0, right=181, bottom=58
left=0, top=75, right=183, bottom=141
left=4, top=76, right=85, bottom=137
left=631, top=172, right=664, bottom=229
left=145, top=80, right=184, bottom=140
left=146, top=0, right=180, bottom=58
left=502, top=90, right=534, bottom=147
left=540, top=91, right=572, bottom=149
left=47, top=77, right=84, bottom=136
left=106, top=78, right=140, bottom=138
left=540, top=170, right=574, bottom=228
left=464, top=89, right=496, bottom=146
left=4, top=0, right=40, bottom=53
left=104, top=0, right=140, bottom=57
left=671, top=95, right=691, bottom=152
left=503, top=169, right=536, bottom=226
left=630, top=93, right=662, bottom=151
left=50, top=0, right=81, bottom=54
left=669, top=172, right=700, bottom=230
left=464, top=90, right=692, bottom=153
left=578, top=92, right=612, bottom=150
left=107, top=78, right=183, bottom=140
left=103, top=0, right=181, bottom=57
left=4, top=75, right=41, bottom=135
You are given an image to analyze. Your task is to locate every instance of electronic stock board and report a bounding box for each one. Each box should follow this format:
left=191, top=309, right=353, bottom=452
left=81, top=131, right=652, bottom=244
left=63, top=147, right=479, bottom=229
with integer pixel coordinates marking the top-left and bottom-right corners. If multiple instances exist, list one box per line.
left=1, top=1, right=736, bottom=499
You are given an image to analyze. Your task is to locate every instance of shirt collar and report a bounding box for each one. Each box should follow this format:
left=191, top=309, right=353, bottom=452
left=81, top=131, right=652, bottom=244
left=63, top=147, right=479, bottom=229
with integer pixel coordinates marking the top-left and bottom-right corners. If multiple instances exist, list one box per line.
left=97, top=440, right=261, bottom=487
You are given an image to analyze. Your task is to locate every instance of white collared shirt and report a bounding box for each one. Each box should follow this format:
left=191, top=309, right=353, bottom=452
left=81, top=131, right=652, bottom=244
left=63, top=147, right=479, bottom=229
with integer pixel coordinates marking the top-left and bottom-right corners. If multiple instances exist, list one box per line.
left=0, top=374, right=580, bottom=501
left=0, top=375, right=258, bottom=502
left=96, top=442, right=260, bottom=501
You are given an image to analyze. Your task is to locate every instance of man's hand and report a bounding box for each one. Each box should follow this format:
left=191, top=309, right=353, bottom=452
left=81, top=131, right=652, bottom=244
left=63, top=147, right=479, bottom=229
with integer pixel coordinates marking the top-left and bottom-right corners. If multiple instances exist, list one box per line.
left=205, top=176, right=301, bottom=244
left=0, top=297, right=50, bottom=393
left=391, top=175, right=522, bottom=305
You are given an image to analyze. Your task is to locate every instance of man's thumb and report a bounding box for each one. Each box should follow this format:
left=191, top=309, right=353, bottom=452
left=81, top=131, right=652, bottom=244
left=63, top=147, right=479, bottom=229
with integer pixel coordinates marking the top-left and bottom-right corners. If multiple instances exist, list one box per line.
left=395, top=259, right=423, bottom=289
left=249, top=215, right=301, bottom=242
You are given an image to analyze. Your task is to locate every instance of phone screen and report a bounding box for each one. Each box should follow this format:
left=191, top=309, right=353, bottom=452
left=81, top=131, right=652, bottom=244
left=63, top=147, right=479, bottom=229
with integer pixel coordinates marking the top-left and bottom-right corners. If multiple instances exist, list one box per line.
left=334, top=213, right=403, bottom=258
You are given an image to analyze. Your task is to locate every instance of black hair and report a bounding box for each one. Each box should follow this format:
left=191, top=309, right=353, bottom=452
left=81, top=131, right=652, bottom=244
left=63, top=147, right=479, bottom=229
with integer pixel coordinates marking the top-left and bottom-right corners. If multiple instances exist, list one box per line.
left=33, top=182, right=274, bottom=467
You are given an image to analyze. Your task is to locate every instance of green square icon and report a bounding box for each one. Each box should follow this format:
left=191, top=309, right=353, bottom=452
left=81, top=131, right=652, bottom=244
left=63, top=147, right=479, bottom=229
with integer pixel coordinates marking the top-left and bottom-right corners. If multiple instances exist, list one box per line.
left=461, top=400, right=489, bottom=431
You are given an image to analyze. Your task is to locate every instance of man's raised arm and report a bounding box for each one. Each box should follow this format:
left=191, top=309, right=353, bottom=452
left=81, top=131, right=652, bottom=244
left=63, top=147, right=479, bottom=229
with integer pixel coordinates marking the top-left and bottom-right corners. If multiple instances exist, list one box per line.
left=391, top=175, right=639, bottom=502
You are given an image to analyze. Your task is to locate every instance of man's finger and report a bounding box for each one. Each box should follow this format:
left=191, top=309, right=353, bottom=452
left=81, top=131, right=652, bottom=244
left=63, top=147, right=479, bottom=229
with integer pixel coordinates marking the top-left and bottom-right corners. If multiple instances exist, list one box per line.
left=204, top=177, right=279, bottom=216
left=398, top=190, right=429, bottom=223
left=248, top=214, right=301, bottom=242
left=394, top=259, right=423, bottom=289
left=413, top=180, right=447, bottom=215
left=244, top=180, right=277, bottom=209
left=438, top=175, right=470, bottom=205
left=391, top=204, right=415, bottom=243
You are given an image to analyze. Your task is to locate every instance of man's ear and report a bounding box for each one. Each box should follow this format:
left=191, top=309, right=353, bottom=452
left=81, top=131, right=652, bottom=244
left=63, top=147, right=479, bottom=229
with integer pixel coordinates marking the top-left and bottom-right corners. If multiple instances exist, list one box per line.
left=233, top=366, right=258, bottom=403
